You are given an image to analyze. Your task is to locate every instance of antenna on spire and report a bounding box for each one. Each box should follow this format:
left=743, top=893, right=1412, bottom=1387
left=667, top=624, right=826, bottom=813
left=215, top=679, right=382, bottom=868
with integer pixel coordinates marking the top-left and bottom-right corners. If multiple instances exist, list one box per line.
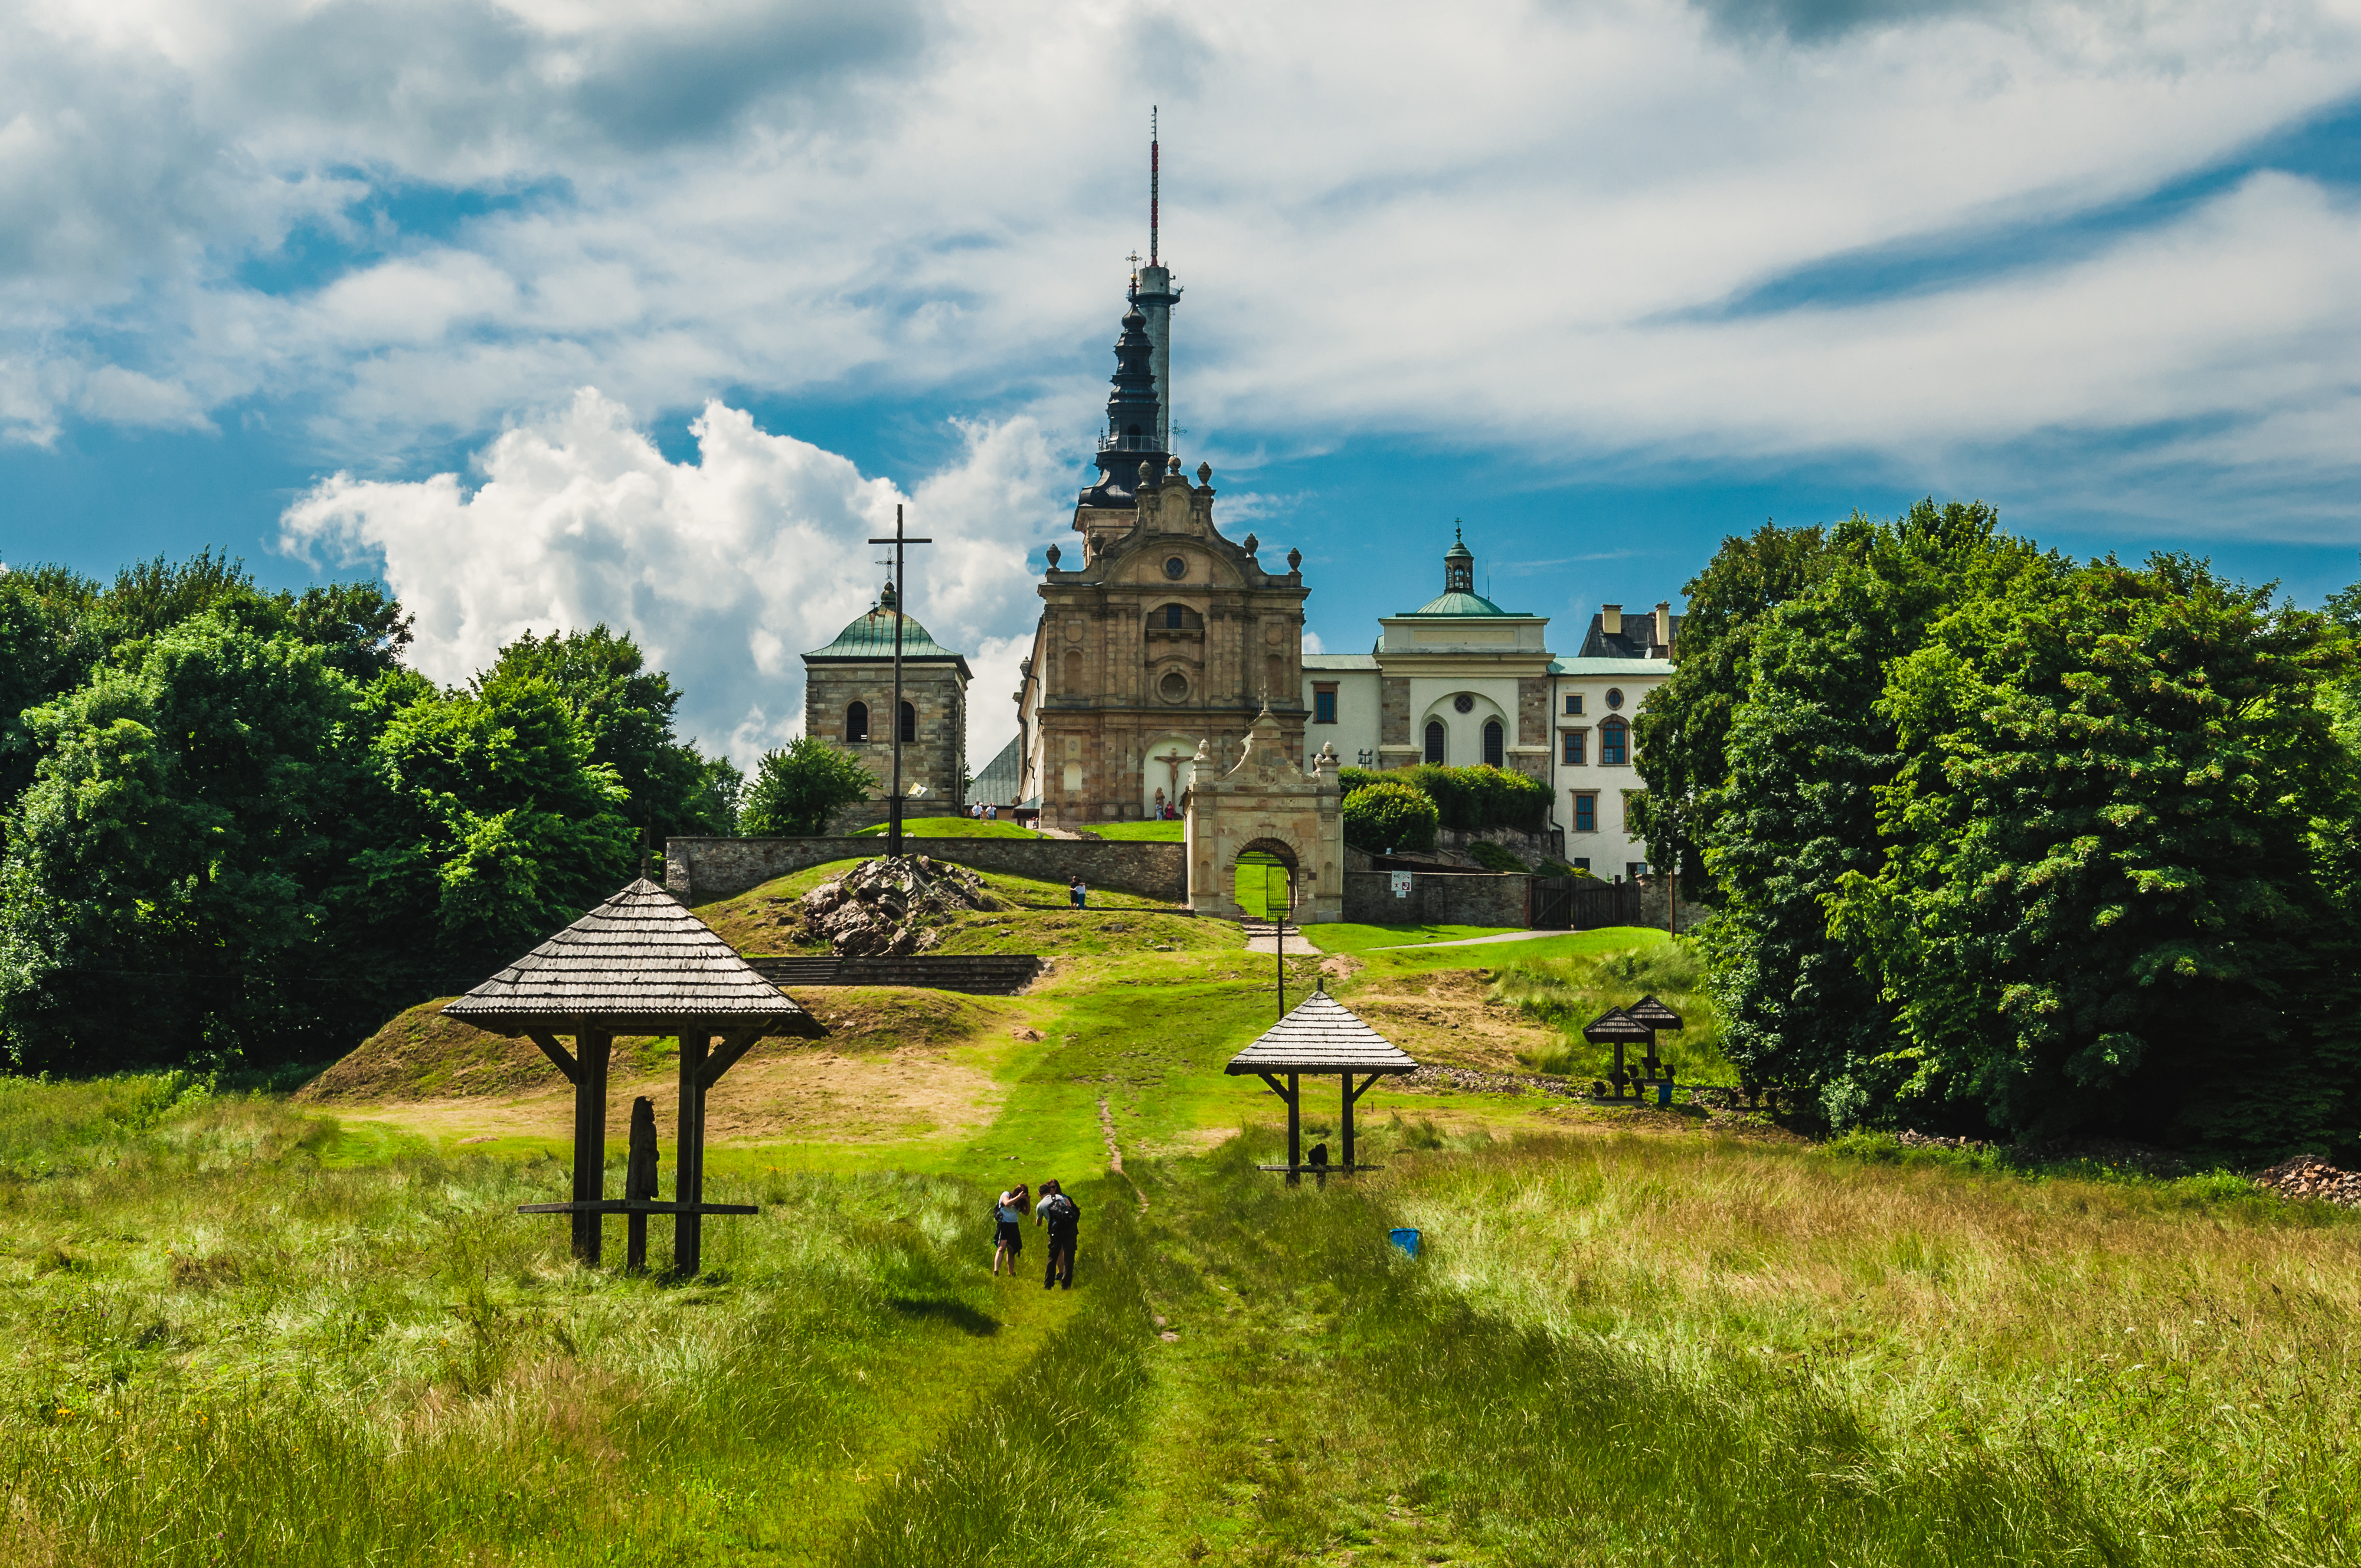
left=1150, top=106, right=1160, bottom=267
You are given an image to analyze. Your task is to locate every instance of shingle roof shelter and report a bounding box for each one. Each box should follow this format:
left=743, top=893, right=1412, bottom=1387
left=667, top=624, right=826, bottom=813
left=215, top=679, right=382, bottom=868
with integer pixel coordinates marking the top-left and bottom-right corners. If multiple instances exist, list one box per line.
left=1225, top=986, right=1417, bottom=1181
left=446, top=878, right=823, bottom=1272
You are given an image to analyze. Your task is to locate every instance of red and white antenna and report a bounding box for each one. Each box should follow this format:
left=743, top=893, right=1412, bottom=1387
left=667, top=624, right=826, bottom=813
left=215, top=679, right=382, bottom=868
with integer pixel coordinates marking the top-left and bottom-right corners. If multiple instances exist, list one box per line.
left=1150, top=106, right=1160, bottom=267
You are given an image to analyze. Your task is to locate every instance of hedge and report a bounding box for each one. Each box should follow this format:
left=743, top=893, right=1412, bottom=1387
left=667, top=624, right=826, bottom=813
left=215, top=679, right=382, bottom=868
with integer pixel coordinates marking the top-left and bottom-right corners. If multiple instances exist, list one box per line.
left=1338, top=763, right=1549, bottom=834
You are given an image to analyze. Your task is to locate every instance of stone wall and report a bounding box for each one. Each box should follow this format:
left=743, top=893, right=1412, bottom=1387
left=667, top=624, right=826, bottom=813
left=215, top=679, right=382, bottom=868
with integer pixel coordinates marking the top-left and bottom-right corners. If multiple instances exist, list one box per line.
left=1343, top=869, right=1532, bottom=927
left=666, top=835, right=1187, bottom=906
left=1380, top=677, right=1410, bottom=747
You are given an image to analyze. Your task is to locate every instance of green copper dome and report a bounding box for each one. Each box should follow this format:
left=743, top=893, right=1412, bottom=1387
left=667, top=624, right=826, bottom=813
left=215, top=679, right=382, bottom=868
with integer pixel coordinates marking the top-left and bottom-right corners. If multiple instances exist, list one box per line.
left=804, top=583, right=969, bottom=670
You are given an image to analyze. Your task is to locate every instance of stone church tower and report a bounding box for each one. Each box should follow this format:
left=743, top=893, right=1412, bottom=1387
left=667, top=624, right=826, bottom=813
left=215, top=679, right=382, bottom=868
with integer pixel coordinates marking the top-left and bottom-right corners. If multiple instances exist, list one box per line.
left=803, top=583, right=970, bottom=824
left=1015, top=288, right=1308, bottom=827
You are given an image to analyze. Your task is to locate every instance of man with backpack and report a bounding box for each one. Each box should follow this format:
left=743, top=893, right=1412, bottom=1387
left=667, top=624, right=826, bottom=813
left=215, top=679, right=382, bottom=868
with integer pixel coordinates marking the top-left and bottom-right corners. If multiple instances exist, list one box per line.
left=1035, top=1179, right=1081, bottom=1289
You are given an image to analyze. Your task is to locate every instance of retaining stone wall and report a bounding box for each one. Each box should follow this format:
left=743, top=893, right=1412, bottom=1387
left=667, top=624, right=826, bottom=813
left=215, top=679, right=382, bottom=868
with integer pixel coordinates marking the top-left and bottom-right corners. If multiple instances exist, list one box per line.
left=1343, top=869, right=1531, bottom=927
left=667, top=835, right=1188, bottom=906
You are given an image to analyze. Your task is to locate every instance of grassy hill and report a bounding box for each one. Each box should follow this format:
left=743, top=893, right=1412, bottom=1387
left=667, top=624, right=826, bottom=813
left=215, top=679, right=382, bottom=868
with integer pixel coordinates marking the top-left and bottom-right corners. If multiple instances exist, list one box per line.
left=5, top=879, right=2356, bottom=1565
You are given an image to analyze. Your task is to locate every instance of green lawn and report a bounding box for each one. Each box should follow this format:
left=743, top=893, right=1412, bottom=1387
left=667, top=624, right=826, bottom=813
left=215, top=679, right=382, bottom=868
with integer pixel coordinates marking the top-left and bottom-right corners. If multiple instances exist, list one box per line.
left=852, top=816, right=1042, bottom=838
left=1081, top=819, right=1185, bottom=842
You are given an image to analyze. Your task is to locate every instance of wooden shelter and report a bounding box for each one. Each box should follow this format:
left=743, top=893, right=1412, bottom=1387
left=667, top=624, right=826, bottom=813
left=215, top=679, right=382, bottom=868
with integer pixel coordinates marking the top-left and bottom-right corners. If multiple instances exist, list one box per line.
left=1225, top=985, right=1417, bottom=1183
left=1582, top=1005, right=1660, bottom=1099
left=1626, top=996, right=1685, bottom=1034
left=444, top=878, right=822, bottom=1272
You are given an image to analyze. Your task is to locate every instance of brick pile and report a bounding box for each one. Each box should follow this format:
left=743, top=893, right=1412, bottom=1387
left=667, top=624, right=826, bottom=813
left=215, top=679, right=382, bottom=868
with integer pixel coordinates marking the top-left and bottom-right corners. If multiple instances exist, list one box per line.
left=2252, top=1155, right=2361, bottom=1208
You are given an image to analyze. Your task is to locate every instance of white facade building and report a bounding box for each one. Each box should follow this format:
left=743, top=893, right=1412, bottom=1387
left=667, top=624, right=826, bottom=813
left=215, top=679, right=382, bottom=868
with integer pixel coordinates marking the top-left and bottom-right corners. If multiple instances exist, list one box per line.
left=1300, top=531, right=1678, bottom=877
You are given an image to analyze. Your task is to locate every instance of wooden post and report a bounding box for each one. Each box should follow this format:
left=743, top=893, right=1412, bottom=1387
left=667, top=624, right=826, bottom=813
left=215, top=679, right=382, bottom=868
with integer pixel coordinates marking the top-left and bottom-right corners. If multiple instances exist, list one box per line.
left=1340, top=1072, right=1353, bottom=1175
left=571, top=1033, right=611, bottom=1265
left=675, top=1033, right=708, bottom=1277
left=1286, top=1071, right=1301, bottom=1187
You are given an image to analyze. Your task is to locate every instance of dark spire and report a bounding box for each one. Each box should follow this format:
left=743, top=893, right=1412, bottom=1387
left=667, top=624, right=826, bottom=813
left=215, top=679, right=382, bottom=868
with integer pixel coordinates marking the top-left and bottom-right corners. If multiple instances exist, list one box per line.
left=1079, top=299, right=1170, bottom=510
left=1443, top=522, right=1474, bottom=594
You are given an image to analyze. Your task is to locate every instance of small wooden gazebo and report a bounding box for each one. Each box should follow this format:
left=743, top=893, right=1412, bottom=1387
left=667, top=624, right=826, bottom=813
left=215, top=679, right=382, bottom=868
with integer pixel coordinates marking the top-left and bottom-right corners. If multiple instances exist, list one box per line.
left=1225, top=984, right=1418, bottom=1183
left=444, top=878, right=823, bottom=1273
left=1582, top=1005, right=1658, bottom=1101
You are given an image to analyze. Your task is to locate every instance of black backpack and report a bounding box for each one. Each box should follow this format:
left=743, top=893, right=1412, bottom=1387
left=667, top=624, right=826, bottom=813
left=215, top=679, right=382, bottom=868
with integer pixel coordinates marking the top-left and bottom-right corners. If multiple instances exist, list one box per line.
left=1041, top=1193, right=1078, bottom=1226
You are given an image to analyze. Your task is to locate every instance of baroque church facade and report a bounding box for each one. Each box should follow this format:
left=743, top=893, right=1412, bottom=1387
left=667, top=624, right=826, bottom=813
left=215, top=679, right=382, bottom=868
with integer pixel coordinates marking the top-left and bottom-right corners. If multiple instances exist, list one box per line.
left=985, top=248, right=1677, bottom=878
left=1012, top=289, right=1310, bottom=825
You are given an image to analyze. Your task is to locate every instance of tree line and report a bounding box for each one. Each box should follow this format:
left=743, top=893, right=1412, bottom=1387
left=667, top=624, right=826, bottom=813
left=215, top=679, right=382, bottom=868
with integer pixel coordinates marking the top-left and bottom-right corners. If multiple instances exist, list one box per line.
left=1631, top=502, right=2361, bottom=1159
left=0, top=553, right=744, bottom=1075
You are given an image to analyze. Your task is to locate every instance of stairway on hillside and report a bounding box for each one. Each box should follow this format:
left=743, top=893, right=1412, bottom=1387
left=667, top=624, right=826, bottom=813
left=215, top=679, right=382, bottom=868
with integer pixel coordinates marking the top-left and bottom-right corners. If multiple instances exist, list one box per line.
left=744, top=954, right=1043, bottom=995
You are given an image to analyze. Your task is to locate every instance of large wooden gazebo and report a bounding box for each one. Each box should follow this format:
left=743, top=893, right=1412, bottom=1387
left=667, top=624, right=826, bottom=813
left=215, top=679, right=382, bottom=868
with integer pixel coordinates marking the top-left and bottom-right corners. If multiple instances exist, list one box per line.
left=444, top=878, right=822, bottom=1273
left=1225, top=984, right=1418, bottom=1183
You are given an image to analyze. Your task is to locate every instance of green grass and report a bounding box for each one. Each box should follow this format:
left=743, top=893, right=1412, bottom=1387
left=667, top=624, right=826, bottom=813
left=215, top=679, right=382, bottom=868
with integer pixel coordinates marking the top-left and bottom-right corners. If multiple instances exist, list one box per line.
left=1482, top=935, right=1735, bottom=1082
left=851, top=816, right=1044, bottom=838
left=9, top=911, right=2360, bottom=1566
left=1080, top=820, right=1185, bottom=842
left=1312, top=921, right=1525, bottom=952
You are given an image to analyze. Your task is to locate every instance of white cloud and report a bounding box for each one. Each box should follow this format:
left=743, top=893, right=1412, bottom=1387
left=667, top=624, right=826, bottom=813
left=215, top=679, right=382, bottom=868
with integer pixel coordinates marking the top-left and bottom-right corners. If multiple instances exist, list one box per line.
left=13, top=0, right=2361, bottom=529
left=279, top=388, right=1064, bottom=763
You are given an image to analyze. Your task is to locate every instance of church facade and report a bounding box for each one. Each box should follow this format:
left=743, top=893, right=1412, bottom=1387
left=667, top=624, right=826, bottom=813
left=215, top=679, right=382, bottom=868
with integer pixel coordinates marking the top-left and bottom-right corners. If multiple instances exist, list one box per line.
left=1013, top=292, right=1309, bottom=826
left=1003, top=244, right=1679, bottom=879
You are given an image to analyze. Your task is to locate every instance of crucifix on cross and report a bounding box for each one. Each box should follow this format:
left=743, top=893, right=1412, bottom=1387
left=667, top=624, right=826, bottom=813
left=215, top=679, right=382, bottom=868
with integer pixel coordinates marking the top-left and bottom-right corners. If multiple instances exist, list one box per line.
left=1155, top=746, right=1193, bottom=802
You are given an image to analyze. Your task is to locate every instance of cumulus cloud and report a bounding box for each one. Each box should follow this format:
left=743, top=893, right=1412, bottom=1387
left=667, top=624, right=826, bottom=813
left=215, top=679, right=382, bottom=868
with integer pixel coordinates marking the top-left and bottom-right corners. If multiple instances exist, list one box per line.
left=279, top=388, right=1064, bottom=763
left=13, top=0, right=2361, bottom=530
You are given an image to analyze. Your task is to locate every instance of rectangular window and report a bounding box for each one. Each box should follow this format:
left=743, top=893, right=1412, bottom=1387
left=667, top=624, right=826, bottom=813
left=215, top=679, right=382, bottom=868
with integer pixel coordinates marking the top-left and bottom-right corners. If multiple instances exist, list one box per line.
left=1561, top=730, right=1585, bottom=766
left=1571, top=857, right=1592, bottom=872
left=1313, top=683, right=1338, bottom=724
left=1573, top=793, right=1597, bottom=834
left=1565, top=693, right=1583, bottom=715
left=1627, top=862, right=1649, bottom=882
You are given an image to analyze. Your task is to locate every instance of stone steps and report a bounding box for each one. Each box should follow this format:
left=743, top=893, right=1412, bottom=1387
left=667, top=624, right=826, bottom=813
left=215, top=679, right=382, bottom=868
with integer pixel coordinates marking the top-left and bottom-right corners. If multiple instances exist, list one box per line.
left=745, top=954, right=1045, bottom=995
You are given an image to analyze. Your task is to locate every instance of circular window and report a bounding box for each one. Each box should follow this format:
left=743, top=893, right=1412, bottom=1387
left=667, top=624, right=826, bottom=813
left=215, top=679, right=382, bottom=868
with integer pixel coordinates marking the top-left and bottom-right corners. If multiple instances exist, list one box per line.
left=1605, top=688, right=1624, bottom=710
left=1453, top=693, right=1475, bottom=714
left=1159, top=671, right=1189, bottom=702
left=1163, top=556, right=1187, bottom=580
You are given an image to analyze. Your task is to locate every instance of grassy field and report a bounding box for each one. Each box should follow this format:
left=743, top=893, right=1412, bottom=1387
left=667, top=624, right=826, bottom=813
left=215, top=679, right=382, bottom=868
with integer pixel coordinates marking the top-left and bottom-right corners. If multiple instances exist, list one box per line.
left=1081, top=820, right=1185, bottom=842
left=852, top=817, right=1044, bottom=839
left=4, top=878, right=2357, bottom=1565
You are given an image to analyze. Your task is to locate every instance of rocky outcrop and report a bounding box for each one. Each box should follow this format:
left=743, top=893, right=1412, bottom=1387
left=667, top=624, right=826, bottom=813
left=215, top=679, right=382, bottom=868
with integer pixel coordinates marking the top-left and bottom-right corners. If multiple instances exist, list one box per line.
left=798, top=856, right=1003, bottom=958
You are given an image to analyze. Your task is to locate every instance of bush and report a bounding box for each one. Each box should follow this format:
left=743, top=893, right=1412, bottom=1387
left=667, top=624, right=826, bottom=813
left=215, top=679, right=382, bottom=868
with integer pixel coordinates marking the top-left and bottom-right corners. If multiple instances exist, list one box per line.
left=1467, top=840, right=1529, bottom=873
left=742, top=736, right=874, bottom=836
left=1339, top=763, right=1548, bottom=833
left=1340, top=781, right=1438, bottom=853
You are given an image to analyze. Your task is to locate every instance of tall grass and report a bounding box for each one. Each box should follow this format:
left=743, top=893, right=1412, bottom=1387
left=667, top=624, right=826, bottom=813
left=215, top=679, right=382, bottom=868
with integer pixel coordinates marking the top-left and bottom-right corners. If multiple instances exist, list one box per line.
left=1110, top=1127, right=2361, bottom=1566
left=1485, top=940, right=1732, bottom=1081
left=0, top=1080, right=1084, bottom=1566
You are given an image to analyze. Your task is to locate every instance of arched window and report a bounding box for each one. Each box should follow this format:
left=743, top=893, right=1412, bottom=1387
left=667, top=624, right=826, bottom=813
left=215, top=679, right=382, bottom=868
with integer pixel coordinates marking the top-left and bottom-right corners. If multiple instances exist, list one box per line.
left=1600, top=716, right=1628, bottom=767
left=1424, top=719, right=1446, bottom=765
left=1063, top=650, right=1084, bottom=693
left=900, top=702, right=916, bottom=743
left=1126, top=423, right=1142, bottom=447
left=1483, top=719, right=1504, bottom=768
left=846, top=702, right=869, bottom=743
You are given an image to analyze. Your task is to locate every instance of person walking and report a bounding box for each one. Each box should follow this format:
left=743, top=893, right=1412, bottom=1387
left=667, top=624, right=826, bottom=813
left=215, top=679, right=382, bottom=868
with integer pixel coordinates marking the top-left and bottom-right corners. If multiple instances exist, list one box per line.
left=1035, top=1180, right=1081, bottom=1289
left=991, top=1183, right=1029, bottom=1277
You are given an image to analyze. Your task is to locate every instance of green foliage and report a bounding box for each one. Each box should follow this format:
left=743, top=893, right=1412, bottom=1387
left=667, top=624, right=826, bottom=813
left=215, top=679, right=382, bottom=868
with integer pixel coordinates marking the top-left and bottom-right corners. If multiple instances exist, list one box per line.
left=1630, top=519, right=1850, bottom=883
left=482, top=624, right=739, bottom=846
left=1340, top=779, right=1440, bottom=852
left=742, top=734, right=875, bottom=836
left=1489, top=940, right=1732, bottom=1082
left=1830, top=553, right=2361, bottom=1154
left=1339, top=762, right=1548, bottom=833
left=1466, top=839, right=1529, bottom=873
left=1684, top=502, right=2361, bottom=1157
left=0, top=614, right=377, bottom=1072
left=348, top=673, right=636, bottom=993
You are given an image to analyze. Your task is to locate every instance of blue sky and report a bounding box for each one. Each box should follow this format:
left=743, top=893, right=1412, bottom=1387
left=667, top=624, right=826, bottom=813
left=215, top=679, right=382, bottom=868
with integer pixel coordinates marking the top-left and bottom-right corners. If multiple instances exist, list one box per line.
left=6, top=0, right=2361, bottom=760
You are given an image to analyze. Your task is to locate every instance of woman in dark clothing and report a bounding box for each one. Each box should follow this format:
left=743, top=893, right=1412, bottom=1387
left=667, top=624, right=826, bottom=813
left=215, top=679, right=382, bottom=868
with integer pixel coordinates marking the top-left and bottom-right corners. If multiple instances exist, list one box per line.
left=1035, top=1179, right=1081, bottom=1289
left=992, top=1183, right=1030, bottom=1277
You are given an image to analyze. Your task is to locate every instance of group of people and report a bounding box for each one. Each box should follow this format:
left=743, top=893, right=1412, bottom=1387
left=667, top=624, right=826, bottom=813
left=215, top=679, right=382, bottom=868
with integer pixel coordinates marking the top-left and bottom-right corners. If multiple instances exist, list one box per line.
left=966, top=803, right=1001, bottom=821
left=991, top=1180, right=1082, bottom=1289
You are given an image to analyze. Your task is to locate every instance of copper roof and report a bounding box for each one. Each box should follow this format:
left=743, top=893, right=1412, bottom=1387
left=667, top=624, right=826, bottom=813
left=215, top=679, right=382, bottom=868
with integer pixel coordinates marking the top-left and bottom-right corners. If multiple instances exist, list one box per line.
left=1224, top=988, right=1419, bottom=1076
left=444, top=879, right=822, bottom=1036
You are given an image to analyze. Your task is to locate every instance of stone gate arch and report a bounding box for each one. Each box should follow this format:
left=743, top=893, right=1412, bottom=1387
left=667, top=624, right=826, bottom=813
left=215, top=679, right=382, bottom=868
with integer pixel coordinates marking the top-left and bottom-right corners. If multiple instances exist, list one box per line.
left=1182, top=703, right=1343, bottom=922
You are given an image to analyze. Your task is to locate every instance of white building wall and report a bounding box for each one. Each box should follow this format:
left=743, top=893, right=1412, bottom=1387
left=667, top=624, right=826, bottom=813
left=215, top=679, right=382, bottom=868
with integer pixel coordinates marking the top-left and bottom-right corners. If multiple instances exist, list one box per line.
left=1548, top=659, right=1670, bottom=879
left=1302, top=664, right=1382, bottom=767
